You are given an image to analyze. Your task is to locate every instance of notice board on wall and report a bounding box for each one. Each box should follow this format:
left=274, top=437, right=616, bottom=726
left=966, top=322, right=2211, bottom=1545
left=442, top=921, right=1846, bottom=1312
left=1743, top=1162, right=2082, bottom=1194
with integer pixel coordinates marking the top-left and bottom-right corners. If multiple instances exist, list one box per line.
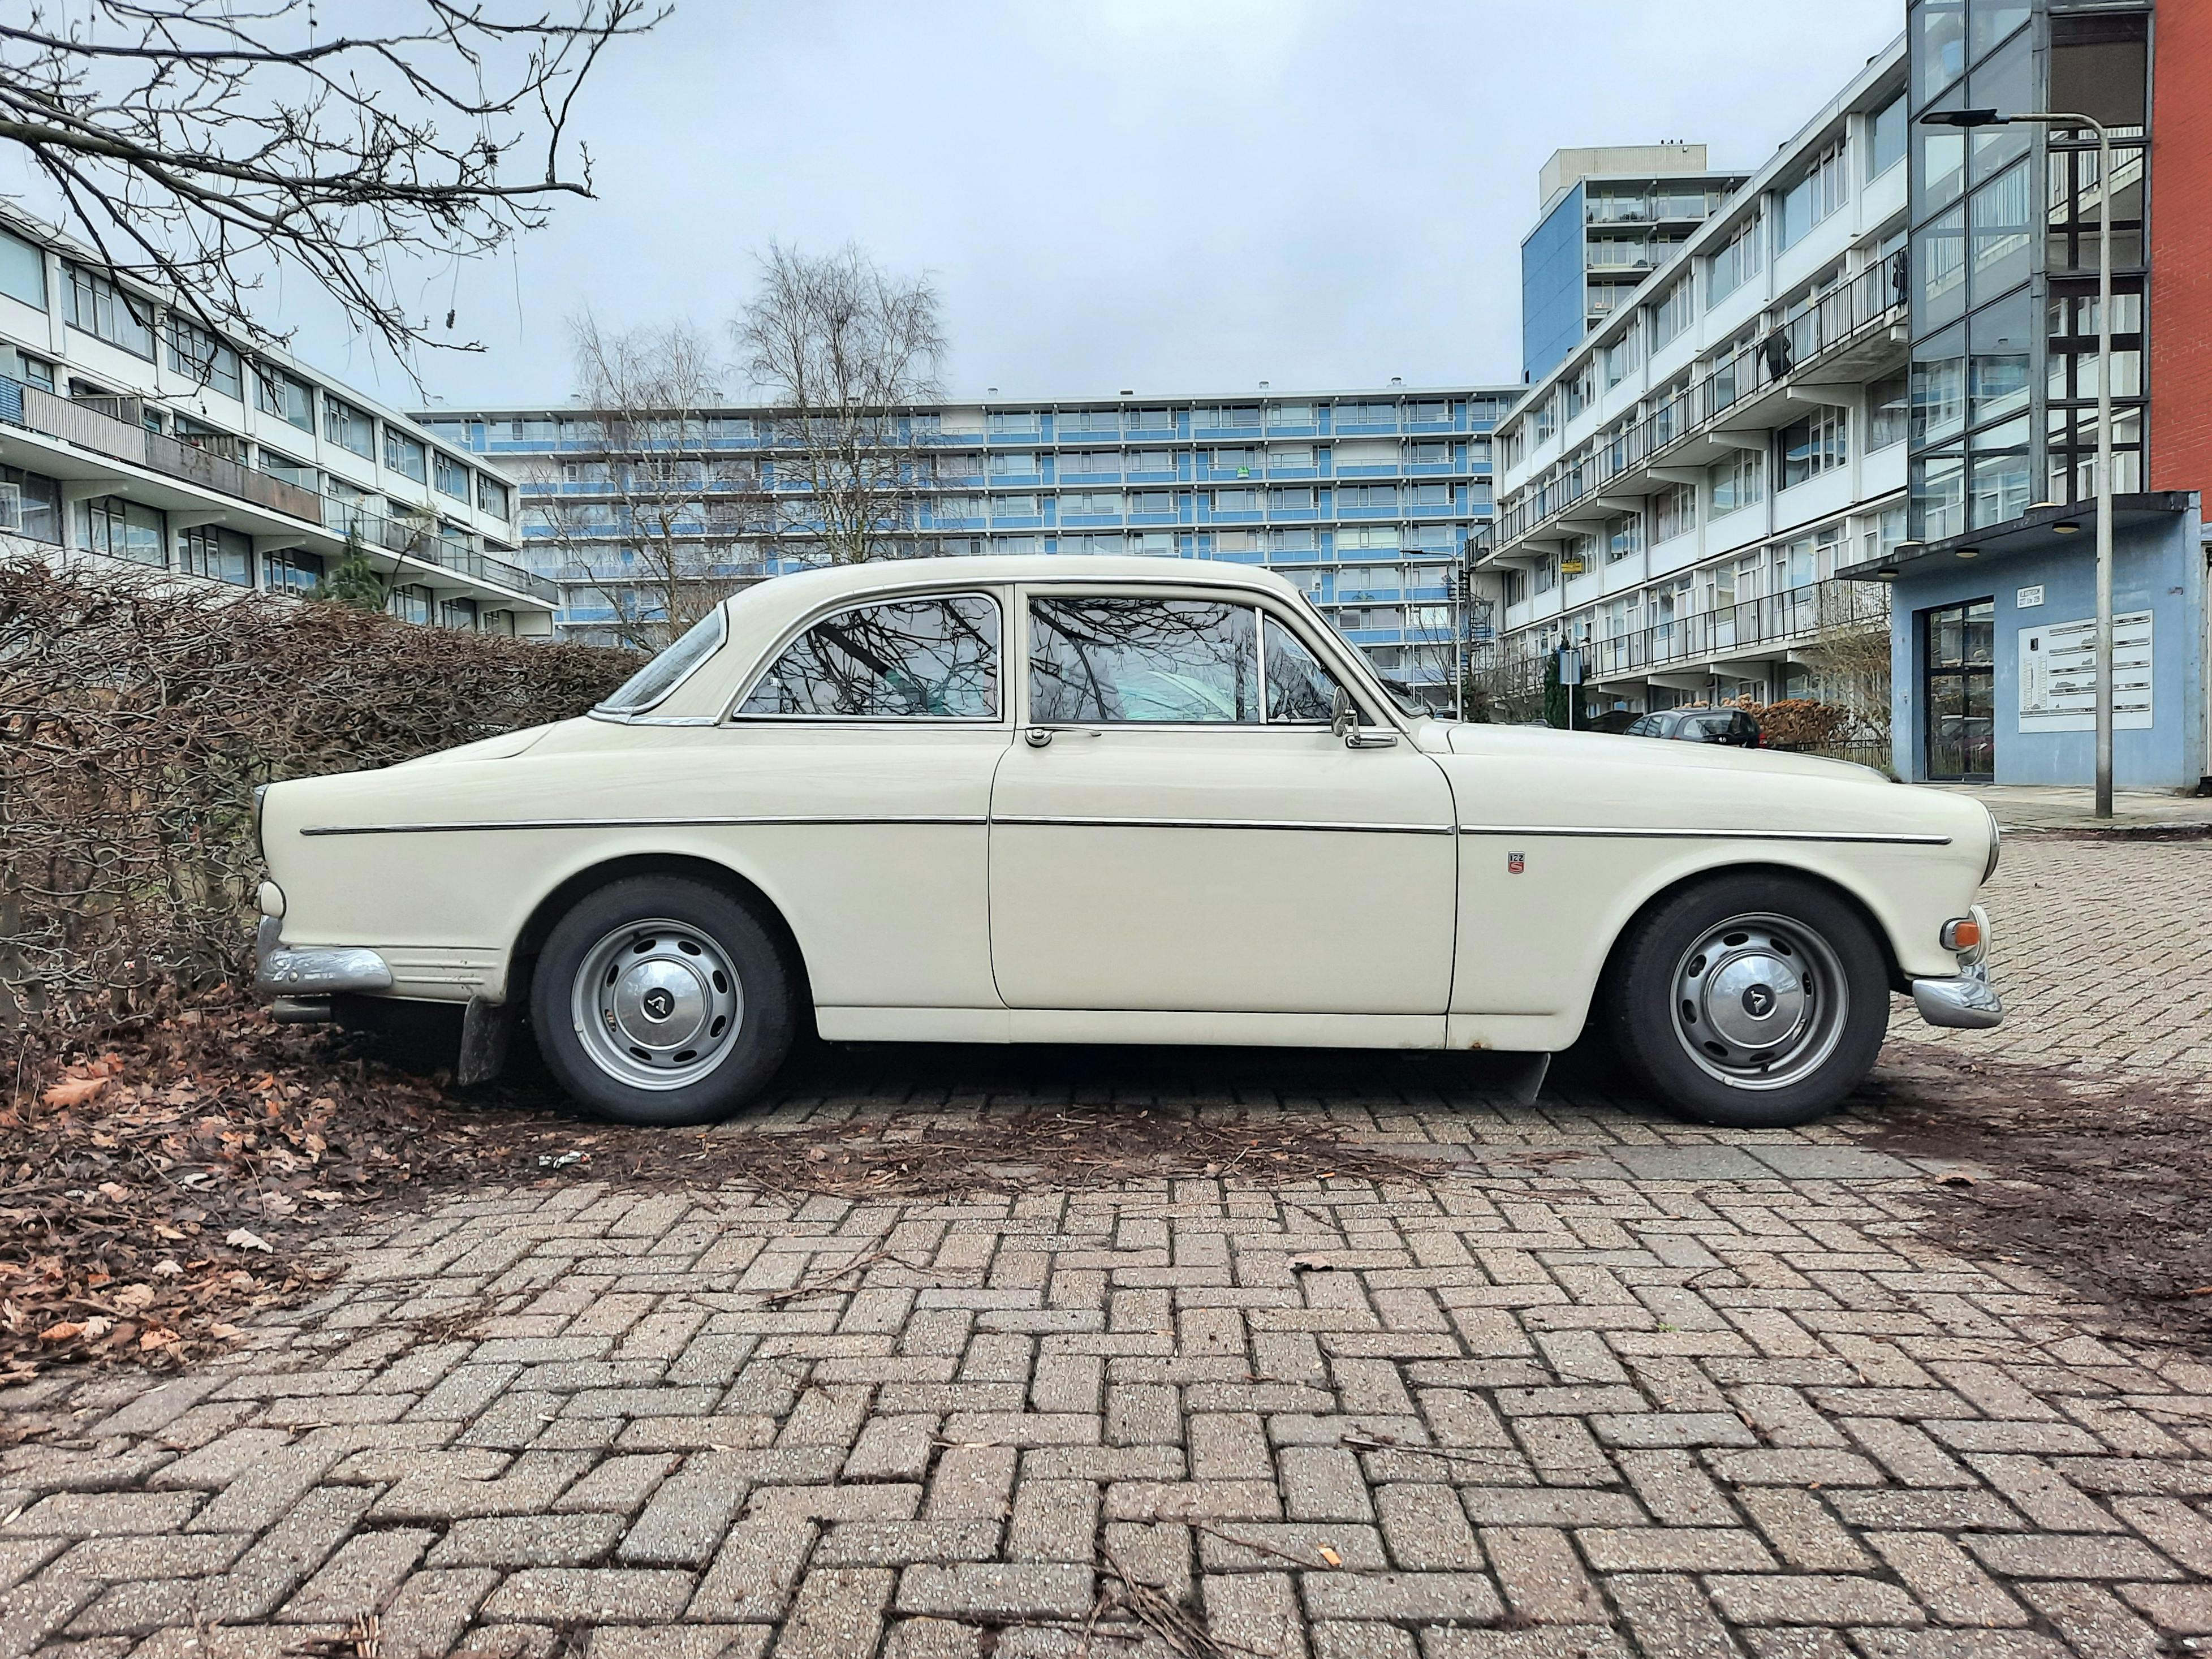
left=2018, top=610, right=2154, bottom=732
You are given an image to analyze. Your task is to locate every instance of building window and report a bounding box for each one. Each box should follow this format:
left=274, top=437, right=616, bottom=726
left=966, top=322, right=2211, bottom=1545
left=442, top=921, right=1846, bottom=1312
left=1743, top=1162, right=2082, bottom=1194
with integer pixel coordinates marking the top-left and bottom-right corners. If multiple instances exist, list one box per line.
left=434, top=451, right=471, bottom=502
left=165, top=318, right=244, bottom=400
left=1198, top=406, right=1261, bottom=429
left=1868, top=376, right=1910, bottom=451
left=324, top=395, right=374, bottom=458
left=1778, top=406, right=1848, bottom=489
left=993, top=494, right=1041, bottom=518
left=253, top=366, right=315, bottom=431
left=439, top=597, right=479, bottom=631
left=1061, top=492, right=1122, bottom=515
left=1605, top=512, right=1642, bottom=562
left=1060, top=450, right=1119, bottom=476
left=988, top=451, right=1037, bottom=477
left=1267, top=487, right=1316, bottom=512
left=1653, top=482, right=1698, bottom=542
left=986, top=410, right=1040, bottom=434
left=264, top=548, right=324, bottom=593
left=64, top=265, right=156, bottom=357
left=0, top=227, right=45, bottom=309
left=1533, top=555, right=1556, bottom=594
left=1268, top=403, right=1316, bottom=428
left=1706, top=214, right=1763, bottom=305
left=1212, top=489, right=1260, bottom=513
left=176, top=523, right=253, bottom=586
left=1650, top=277, right=1694, bottom=351
left=79, top=495, right=165, bottom=565
left=1868, top=92, right=1906, bottom=180
left=1058, top=410, right=1119, bottom=434
left=1211, top=447, right=1259, bottom=473
left=1710, top=451, right=1764, bottom=515
left=0, top=464, right=62, bottom=543
left=1272, top=445, right=1317, bottom=470
left=387, top=583, right=434, bottom=625
left=1777, top=139, right=1848, bottom=253
left=1336, top=485, right=1399, bottom=511
left=477, top=476, right=511, bottom=520
left=384, top=429, right=428, bottom=483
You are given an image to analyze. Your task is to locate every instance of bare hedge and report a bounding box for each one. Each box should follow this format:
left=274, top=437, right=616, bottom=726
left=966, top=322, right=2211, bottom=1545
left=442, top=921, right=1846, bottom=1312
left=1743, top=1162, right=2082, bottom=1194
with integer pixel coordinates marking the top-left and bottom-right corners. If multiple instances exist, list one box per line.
left=0, top=557, right=640, bottom=1027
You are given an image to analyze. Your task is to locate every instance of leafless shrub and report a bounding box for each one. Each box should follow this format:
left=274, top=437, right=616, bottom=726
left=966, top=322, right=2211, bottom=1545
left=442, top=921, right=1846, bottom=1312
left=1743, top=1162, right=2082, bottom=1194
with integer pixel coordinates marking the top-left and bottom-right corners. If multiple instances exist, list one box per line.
left=0, top=556, right=637, bottom=1027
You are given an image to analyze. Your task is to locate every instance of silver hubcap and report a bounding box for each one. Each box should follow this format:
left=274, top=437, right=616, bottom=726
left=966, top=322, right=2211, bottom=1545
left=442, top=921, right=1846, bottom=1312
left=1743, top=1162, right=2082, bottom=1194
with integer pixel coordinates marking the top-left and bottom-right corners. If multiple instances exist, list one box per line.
left=1670, top=912, right=1848, bottom=1091
left=572, top=919, right=744, bottom=1091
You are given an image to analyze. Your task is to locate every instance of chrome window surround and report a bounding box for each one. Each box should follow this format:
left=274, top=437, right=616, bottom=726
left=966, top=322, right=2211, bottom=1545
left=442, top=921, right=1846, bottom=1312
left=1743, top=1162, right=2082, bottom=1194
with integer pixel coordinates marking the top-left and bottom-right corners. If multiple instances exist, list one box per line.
left=592, top=601, right=731, bottom=721
left=723, top=588, right=1010, bottom=726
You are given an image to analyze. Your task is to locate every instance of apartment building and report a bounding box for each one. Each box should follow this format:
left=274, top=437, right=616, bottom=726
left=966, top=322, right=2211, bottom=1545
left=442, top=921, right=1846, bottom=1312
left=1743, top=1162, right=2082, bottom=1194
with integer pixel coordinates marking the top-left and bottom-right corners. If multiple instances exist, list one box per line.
left=422, top=388, right=1520, bottom=709
left=1520, top=144, right=1749, bottom=384
left=0, top=208, right=554, bottom=634
left=1477, top=40, right=1912, bottom=718
left=1841, top=0, right=2207, bottom=789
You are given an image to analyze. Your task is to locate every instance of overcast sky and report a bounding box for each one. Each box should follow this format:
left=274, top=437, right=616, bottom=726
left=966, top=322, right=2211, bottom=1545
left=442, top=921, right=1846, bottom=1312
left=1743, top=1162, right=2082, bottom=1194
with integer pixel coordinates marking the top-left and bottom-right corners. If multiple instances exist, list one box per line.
left=301, top=0, right=1902, bottom=411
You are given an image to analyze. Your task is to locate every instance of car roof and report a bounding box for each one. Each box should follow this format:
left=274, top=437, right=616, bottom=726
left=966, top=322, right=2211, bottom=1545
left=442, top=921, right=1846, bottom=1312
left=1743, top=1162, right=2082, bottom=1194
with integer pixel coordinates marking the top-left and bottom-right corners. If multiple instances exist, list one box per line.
left=722, top=554, right=1302, bottom=617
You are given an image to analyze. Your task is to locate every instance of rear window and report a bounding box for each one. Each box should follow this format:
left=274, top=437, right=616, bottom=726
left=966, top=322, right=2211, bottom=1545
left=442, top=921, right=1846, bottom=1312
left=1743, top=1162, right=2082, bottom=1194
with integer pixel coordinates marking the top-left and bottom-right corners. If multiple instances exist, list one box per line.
left=595, top=606, right=727, bottom=715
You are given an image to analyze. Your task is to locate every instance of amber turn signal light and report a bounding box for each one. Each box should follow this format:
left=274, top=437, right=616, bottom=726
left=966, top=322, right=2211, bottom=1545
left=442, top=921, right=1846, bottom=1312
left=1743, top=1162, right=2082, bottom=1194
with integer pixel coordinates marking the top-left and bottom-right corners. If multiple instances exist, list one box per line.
left=1940, top=917, right=1981, bottom=952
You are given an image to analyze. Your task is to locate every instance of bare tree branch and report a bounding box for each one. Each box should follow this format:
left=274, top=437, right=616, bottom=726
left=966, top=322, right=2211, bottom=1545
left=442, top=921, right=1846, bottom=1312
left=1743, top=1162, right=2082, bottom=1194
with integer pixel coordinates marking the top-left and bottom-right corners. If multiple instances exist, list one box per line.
left=529, top=313, right=761, bottom=652
left=735, top=242, right=946, bottom=566
left=0, top=0, right=663, bottom=367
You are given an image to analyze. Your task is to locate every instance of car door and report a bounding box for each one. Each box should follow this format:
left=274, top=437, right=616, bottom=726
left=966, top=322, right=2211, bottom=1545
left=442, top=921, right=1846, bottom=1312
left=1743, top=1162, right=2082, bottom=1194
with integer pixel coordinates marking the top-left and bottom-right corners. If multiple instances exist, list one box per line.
left=720, top=586, right=1010, bottom=1014
left=987, top=586, right=1456, bottom=1017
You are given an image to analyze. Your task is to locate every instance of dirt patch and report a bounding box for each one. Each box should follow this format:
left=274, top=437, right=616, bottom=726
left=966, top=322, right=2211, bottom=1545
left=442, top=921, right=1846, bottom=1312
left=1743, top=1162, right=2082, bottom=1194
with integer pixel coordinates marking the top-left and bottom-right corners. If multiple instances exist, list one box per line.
left=1866, top=1044, right=2212, bottom=1351
left=3, top=997, right=1443, bottom=1382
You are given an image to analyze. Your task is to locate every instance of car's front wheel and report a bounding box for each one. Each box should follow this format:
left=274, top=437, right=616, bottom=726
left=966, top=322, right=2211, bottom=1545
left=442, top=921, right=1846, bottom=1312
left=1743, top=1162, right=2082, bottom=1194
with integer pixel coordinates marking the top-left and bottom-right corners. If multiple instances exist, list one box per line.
left=1603, top=874, right=1888, bottom=1128
left=531, top=875, right=794, bottom=1126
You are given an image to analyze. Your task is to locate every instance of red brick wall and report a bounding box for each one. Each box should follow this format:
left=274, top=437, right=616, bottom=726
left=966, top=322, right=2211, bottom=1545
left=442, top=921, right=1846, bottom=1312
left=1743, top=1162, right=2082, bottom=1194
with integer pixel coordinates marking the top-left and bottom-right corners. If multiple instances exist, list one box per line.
left=2150, top=0, right=2212, bottom=491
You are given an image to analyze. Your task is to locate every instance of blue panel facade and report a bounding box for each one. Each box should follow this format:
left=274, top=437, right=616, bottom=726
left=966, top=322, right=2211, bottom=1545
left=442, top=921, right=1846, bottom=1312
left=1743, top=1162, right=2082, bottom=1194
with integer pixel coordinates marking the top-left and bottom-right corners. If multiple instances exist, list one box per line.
left=1520, top=186, right=1586, bottom=386
left=1887, top=502, right=2206, bottom=787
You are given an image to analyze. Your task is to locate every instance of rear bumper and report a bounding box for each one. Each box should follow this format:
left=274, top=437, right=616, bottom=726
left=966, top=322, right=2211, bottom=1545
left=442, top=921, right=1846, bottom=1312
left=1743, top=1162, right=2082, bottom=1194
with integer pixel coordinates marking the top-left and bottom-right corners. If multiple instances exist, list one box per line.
left=253, top=915, right=393, bottom=1002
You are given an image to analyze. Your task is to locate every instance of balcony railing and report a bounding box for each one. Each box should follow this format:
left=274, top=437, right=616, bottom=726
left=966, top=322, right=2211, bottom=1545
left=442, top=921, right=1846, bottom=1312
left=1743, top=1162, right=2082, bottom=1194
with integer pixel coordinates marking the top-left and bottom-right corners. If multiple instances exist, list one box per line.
left=324, top=497, right=556, bottom=602
left=1490, top=258, right=1907, bottom=551
left=1, top=377, right=326, bottom=522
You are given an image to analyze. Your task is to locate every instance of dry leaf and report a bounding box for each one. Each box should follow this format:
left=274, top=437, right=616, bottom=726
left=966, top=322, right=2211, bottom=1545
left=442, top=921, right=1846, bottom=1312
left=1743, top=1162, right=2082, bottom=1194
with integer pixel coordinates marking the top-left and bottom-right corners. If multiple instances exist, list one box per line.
left=225, top=1228, right=273, bottom=1253
left=1317, top=1545, right=1343, bottom=1567
left=41, top=1076, right=108, bottom=1108
left=112, top=1284, right=156, bottom=1310
left=38, top=1321, right=86, bottom=1343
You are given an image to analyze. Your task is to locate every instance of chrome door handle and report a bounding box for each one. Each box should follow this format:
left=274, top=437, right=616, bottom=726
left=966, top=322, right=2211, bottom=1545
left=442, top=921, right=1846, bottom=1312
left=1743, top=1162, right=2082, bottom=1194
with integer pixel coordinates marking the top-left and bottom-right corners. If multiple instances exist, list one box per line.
left=1023, top=728, right=1053, bottom=748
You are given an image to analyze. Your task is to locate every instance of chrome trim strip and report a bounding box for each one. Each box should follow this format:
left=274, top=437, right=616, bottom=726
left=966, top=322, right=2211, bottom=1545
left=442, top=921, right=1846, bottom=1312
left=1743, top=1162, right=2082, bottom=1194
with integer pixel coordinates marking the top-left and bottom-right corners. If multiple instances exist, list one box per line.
left=993, top=814, right=1454, bottom=835
left=587, top=711, right=721, bottom=727
left=1454, top=824, right=1954, bottom=846
left=301, top=814, right=990, bottom=837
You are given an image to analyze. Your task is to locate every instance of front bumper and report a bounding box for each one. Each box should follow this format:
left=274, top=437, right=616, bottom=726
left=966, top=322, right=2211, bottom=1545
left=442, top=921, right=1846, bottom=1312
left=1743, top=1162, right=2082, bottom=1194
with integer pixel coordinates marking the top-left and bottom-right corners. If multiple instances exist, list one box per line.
left=253, top=914, right=393, bottom=1014
left=1908, top=903, right=2002, bottom=1029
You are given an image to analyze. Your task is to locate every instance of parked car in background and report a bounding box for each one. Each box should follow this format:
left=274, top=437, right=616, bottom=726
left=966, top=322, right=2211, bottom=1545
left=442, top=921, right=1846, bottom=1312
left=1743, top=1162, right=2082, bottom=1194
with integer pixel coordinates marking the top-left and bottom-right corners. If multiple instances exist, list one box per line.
left=1625, top=706, right=1763, bottom=747
left=253, top=556, right=1999, bottom=1132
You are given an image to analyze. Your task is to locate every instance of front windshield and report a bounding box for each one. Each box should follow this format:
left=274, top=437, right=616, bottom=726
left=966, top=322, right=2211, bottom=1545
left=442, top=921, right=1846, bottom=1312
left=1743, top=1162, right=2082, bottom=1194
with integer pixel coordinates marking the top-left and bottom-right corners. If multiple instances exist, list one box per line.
left=595, top=605, right=728, bottom=715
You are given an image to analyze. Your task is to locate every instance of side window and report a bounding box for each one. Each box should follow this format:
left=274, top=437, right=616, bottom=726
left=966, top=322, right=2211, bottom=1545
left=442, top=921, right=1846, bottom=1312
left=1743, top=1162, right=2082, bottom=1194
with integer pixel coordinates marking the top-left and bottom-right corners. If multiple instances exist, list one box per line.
left=738, top=593, right=999, bottom=718
left=1261, top=615, right=1340, bottom=722
left=1624, top=714, right=1658, bottom=736
left=1029, top=596, right=1257, bottom=723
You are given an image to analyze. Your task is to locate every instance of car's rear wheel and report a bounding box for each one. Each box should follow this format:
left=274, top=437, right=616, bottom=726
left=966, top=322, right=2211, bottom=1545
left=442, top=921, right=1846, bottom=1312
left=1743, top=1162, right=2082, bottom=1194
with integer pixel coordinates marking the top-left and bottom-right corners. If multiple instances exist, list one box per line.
left=531, top=875, right=794, bottom=1126
left=1603, top=874, right=1888, bottom=1128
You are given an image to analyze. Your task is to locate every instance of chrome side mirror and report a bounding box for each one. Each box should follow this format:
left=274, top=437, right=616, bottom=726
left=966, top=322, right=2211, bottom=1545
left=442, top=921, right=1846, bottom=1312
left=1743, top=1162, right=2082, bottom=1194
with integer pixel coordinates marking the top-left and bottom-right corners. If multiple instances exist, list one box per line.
left=1331, top=686, right=1398, bottom=749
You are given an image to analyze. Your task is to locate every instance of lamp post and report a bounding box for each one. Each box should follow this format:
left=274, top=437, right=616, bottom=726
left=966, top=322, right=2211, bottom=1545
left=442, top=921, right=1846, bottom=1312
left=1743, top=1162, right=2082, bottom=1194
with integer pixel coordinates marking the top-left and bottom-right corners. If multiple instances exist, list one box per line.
left=1922, top=107, right=2114, bottom=816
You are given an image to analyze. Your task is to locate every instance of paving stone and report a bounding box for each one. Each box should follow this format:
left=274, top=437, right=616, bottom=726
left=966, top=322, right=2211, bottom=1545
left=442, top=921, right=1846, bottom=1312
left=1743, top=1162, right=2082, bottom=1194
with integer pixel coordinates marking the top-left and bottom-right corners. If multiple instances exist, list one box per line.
left=895, top=1562, right=1094, bottom=1621
left=777, top=1567, right=896, bottom=1659
left=278, top=1528, right=432, bottom=1622
left=427, top=1513, right=626, bottom=1567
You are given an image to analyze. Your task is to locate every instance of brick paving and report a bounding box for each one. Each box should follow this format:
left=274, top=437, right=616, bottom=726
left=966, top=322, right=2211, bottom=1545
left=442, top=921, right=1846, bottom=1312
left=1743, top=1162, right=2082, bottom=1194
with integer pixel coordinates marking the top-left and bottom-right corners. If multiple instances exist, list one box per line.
left=6, top=839, right=2211, bottom=1659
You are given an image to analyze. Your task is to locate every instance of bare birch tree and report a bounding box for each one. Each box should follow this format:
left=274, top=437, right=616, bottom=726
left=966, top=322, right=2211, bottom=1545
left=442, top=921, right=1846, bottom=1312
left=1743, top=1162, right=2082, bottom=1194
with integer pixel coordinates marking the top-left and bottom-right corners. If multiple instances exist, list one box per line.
left=0, top=1, right=661, bottom=363
left=735, top=243, right=946, bottom=566
left=525, top=315, right=760, bottom=651
left=1795, top=585, right=1894, bottom=744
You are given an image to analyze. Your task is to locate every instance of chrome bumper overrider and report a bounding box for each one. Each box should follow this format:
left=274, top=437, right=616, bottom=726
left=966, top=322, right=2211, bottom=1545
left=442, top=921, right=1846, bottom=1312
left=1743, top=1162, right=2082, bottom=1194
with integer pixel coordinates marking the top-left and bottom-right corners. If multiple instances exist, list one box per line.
left=1911, top=959, right=2003, bottom=1029
left=253, top=915, right=393, bottom=1002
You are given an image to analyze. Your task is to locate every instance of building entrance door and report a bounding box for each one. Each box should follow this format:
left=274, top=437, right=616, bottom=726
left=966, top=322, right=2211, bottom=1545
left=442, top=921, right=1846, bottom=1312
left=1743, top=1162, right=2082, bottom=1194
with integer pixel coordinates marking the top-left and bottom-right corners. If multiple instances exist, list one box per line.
left=1924, top=598, right=1995, bottom=781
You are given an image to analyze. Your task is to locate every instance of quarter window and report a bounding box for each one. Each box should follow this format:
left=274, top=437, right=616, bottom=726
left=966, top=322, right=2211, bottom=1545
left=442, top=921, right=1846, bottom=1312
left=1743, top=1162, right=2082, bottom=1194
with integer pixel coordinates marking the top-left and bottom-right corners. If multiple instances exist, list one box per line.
left=739, top=593, right=1000, bottom=718
left=1262, top=617, right=1339, bottom=723
left=1029, top=596, right=1257, bottom=724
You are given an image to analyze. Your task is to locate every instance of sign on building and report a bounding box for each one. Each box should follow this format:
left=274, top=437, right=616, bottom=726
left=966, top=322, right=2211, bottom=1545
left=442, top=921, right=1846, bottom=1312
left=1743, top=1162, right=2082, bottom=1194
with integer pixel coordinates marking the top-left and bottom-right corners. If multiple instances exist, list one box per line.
left=2017, top=610, right=2153, bottom=732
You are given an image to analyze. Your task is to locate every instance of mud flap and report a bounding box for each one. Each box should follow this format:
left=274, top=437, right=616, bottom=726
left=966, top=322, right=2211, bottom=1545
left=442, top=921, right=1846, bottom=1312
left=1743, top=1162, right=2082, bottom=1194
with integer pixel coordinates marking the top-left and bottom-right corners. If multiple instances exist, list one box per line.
left=458, top=996, right=516, bottom=1088
left=1504, top=1052, right=1551, bottom=1105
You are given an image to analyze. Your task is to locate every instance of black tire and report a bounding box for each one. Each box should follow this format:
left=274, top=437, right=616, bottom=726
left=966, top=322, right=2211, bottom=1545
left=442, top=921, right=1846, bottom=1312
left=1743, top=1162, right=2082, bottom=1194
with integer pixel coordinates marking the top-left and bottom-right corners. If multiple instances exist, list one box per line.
left=1602, top=873, right=1888, bottom=1128
left=529, top=875, right=795, bottom=1127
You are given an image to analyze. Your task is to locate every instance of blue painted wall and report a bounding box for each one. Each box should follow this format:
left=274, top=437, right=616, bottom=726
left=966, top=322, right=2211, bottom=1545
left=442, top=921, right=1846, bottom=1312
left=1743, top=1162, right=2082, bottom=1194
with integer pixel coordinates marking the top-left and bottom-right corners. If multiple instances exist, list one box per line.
left=1520, top=186, right=1586, bottom=385
left=1889, top=500, right=2206, bottom=787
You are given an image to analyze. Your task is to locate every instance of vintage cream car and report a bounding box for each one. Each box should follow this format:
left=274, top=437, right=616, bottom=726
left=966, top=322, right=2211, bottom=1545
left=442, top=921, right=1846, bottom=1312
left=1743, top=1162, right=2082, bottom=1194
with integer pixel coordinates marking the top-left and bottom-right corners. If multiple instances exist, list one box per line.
left=254, top=555, right=2000, bottom=1129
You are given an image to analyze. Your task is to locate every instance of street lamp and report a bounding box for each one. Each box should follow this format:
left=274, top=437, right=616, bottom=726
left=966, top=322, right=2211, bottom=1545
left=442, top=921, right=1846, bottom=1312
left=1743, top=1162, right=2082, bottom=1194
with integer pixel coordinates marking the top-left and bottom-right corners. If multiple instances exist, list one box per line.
left=1922, top=106, right=2115, bottom=816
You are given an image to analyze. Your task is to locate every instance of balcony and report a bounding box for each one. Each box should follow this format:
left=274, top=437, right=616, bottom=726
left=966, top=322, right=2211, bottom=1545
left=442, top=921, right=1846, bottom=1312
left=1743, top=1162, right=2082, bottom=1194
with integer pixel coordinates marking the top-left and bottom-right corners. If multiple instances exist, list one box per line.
left=0, top=374, right=554, bottom=606
left=1581, top=580, right=1887, bottom=680
left=1489, top=259, right=1908, bottom=556
left=3, top=380, right=325, bottom=521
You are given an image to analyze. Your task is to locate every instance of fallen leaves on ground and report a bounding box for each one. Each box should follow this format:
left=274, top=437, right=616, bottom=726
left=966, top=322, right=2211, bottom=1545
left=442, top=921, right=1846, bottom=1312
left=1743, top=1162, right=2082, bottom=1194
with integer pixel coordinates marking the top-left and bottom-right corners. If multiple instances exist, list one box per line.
left=1869, top=1044, right=2212, bottom=1350
left=5, top=994, right=1437, bottom=1382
